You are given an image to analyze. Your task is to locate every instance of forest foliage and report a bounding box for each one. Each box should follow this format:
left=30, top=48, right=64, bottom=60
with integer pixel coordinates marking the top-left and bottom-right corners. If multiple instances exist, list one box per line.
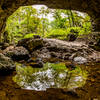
left=5, top=5, right=91, bottom=43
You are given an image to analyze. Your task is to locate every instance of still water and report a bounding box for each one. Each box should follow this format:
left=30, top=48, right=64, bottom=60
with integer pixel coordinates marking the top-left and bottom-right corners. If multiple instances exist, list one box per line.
left=13, top=62, right=88, bottom=91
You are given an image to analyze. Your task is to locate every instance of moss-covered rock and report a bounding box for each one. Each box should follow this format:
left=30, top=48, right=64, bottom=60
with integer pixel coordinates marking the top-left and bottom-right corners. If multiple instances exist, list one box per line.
left=17, top=38, right=43, bottom=52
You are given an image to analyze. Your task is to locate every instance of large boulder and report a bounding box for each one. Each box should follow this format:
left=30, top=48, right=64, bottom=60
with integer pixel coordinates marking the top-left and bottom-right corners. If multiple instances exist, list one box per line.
left=3, top=46, right=30, bottom=61
left=17, top=38, right=43, bottom=52
left=31, top=47, right=52, bottom=60
left=0, top=53, right=15, bottom=75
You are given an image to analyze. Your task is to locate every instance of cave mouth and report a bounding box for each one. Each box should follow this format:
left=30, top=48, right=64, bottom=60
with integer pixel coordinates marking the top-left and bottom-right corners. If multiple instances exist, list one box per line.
left=1, top=0, right=100, bottom=43
left=5, top=5, right=91, bottom=44
left=0, top=2, right=100, bottom=99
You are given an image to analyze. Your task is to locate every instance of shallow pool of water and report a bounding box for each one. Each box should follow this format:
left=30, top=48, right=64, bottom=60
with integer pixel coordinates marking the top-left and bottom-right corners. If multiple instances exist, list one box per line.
left=13, top=62, right=88, bottom=91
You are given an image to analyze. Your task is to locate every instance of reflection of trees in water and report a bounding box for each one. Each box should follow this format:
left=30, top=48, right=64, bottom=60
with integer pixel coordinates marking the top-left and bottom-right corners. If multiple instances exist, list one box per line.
left=13, top=63, right=88, bottom=91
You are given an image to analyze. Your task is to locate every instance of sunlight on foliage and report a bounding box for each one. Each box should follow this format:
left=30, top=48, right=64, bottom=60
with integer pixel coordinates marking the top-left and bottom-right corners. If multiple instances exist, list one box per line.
left=5, top=5, right=91, bottom=43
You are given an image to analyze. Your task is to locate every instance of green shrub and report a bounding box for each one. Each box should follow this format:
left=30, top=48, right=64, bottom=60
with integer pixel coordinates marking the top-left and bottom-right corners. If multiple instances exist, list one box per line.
left=67, top=27, right=81, bottom=34
left=46, top=27, right=80, bottom=40
left=46, top=29, right=67, bottom=38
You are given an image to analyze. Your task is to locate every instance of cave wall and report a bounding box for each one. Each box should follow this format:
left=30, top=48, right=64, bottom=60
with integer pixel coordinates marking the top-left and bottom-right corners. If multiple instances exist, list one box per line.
left=0, top=0, right=100, bottom=41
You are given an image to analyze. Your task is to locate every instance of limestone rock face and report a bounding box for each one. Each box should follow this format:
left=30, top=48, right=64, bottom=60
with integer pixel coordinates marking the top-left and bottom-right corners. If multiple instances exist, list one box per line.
left=0, top=53, right=15, bottom=75
left=3, top=46, right=30, bottom=61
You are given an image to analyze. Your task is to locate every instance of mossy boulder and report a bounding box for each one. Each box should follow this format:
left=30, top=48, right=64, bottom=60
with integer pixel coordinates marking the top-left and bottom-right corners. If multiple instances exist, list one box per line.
left=17, top=38, right=43, bottom=52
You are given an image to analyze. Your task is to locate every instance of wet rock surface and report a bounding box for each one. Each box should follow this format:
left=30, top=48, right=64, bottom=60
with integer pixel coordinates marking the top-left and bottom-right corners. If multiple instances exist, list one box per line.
left=3, top=46, right=30, bottom=61
left=1, top=37, right=98, bottom=64
left=0, top=53, right=15, bottom=75
left=1, top=37, right=99, bottom=68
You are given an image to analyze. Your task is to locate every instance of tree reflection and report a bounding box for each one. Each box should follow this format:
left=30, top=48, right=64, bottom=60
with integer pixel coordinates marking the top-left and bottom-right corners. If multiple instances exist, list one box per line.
left=13, top=62, right=88, bottom=91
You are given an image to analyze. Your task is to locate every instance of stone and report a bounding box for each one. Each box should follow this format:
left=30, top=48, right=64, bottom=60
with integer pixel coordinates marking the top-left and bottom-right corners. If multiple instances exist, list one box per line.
left=0, top=53, right=15, bottom=75
left=50, top=52, right=58, bottom=57
left=3, top=46, right=30, bottom=61
left=36, top=52, right=51, bottom=59
left=69, top=53, right=77, bottom=60
left=31, top=47, right=51, bottom=60
left=0, top=42, right=9, bottom=50
left=67, top=33, right=77, bottom=41
left=17, top=38, right=43, bottom=52
left=74, top=56, right=87, bottom=64
left=33, top=35, right=41, bottom=39
left=28, top=58, right=43, bottom=68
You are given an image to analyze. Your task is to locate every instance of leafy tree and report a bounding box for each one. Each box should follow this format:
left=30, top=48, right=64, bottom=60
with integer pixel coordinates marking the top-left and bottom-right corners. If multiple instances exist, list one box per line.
left=51, top=9, right=67, bottom=29
left=6, top=5, right=91, bottom=42
left=39, top=7, right=50, bottom=37
left=6, top=6, right=42, bottom=43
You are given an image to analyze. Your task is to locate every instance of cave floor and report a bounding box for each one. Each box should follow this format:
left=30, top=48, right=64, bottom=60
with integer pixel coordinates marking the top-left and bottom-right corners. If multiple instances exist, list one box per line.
left=0, top=62, right=99, bottom=100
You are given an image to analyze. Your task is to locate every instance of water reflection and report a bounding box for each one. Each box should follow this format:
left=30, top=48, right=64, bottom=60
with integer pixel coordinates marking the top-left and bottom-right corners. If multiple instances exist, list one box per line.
left=13, top=63, right=88, bottom=91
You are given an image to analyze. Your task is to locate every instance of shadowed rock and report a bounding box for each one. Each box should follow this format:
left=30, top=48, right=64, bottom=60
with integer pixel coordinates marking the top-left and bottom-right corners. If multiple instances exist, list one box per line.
left=0, top=53, right=15, bottom=75
left=3, top=46, right=30, bottom=61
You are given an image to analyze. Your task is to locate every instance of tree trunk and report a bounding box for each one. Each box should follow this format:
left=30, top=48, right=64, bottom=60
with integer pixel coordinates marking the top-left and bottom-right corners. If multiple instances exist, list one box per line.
left=67, top=11, right=71, bottom=27
left=69, top=10, right=75, bottom=27
left=3, top=31, right=9, bottom=43
left=0, top=18, right=6, bottom=42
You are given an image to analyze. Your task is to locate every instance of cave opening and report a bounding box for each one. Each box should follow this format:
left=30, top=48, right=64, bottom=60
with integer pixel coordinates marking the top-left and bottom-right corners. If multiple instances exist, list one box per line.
left=0, top=1, right=100, bottom=100
left=5, top=5, right=92, bottom=44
